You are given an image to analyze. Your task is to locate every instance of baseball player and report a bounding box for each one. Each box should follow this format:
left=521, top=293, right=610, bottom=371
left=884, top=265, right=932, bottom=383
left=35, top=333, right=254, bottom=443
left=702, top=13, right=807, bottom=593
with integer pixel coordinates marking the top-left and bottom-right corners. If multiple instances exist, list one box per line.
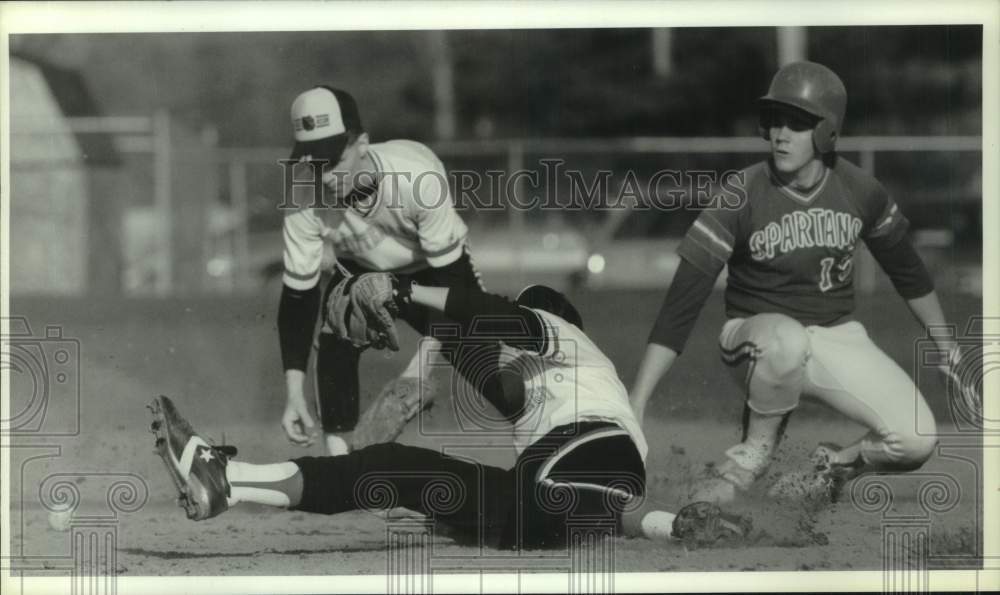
left=151, top=283, right=746, bottom=548
left=279, top=85, right=483, bottom=456
left=629, top=61, right=975, bottom=503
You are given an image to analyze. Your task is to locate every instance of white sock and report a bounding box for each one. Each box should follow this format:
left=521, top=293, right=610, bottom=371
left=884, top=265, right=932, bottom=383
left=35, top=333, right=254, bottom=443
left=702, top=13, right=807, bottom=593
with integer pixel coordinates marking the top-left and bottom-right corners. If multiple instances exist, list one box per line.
left=226, top=461, right=299, bottom=507
left=400, top=337, right=447, bottom=379
left=641, top=510, right=678, bottom=541
left=325, top=434, right=350, bottom=456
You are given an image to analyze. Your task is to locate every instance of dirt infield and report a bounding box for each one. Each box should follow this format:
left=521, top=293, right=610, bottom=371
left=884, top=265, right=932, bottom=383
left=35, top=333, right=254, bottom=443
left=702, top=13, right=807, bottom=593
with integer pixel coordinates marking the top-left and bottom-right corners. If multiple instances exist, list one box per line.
left=7, top=289, right=983, bottom=577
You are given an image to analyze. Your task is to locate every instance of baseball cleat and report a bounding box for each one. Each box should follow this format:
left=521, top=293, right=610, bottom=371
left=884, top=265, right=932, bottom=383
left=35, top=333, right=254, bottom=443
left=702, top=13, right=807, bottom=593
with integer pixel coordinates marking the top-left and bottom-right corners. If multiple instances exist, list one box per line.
left=768, top=442, right=860, bottom=503
left=688, top=475, right=740, bottom=505
left=671, top=501, right=751, bottom=545
left=148, top=395, right=231, bottom=521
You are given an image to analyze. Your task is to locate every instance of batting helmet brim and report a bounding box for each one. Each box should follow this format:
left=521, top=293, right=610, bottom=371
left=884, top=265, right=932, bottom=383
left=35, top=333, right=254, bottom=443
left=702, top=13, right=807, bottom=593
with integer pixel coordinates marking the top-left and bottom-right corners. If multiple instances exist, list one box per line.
left=290, top=133, right=350, bottom=165
left=515, top=285, right=583, bottom=330
left=757, top=97, right=827, bottom=123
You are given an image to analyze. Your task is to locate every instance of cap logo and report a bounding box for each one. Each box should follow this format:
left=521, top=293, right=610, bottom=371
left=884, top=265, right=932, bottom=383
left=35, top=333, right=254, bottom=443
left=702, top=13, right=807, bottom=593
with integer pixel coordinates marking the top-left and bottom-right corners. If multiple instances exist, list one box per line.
left=294, top=114, right=332, bottom=133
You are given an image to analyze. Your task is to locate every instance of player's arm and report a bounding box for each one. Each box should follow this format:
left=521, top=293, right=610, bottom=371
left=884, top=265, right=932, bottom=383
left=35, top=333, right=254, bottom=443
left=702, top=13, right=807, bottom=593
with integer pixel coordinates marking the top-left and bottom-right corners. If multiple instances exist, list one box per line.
left=277, top=210, right=324, bottom=445
left=864, top=231, right=952, bottom=351
left=861, top=189, right=973, bottom=399
left=630, top=259, right=717, bottom=423
left=861, top=189, right=949, bottom=349
left=410, top=171, right=467, bottom=269
left=409, top=284, right=550, bottom=354
left=630, top=206, right=738, bottom=424
left=867, top=235, right=968, bottom=390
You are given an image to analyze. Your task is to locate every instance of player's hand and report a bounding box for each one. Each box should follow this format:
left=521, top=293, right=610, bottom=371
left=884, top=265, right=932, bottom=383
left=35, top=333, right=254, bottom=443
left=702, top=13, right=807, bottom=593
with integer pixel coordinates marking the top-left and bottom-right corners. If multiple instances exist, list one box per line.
left=938, top=344, right=982, bottom=420
left=282, top=394, right=317, bottom=446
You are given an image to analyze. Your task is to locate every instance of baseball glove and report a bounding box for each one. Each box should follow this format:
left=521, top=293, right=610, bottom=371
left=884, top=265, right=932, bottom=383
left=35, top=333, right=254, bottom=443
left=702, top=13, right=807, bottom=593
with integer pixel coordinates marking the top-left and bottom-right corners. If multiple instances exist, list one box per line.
left=352, top=377, right=436, bottom=450
left=325, top=273, right=401, bottom=351
left=671, top=501, right=750, bottom=546
left=350, top=273, right=403, bottom=352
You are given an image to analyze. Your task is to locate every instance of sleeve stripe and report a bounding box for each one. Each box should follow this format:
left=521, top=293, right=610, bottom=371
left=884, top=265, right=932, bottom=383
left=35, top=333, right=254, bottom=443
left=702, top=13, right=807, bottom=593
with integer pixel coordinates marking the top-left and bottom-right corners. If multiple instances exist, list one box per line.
left=692, top=220, right=733, bottom=254
left=874, top=204, right=899, bottom=231
left=369, top=149, right=385, bottom=174
left=542, top=315, right=558, bottom=358
left=523, top=308, right=558, bottom=357
left=425, top=242, right=465, bottom=268
left=424, top=238, right=464, bottom=258
left=283, top=268, right=320, bottom=281
left=282, top=271, right=320, bottom=290
left=687, top=233, right=728, bottom=264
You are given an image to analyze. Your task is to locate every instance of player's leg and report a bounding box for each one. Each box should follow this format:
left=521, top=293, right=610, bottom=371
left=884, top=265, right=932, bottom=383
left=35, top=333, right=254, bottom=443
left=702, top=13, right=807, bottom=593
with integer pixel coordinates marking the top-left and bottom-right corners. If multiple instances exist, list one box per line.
left=314, top=334, right=361, bottom=455
left=315, top=261, right=367, bottom=455
left=292, top=443, right=513, bottom=540
left=695, top=313, right=810, bottom=502
left=504, top=422, right=646, bottom=549
left=225, top=447, right=514, bottom=541
left=151, top=394, right=513, bottom=537
left=802, top=322, right=937, bottom=472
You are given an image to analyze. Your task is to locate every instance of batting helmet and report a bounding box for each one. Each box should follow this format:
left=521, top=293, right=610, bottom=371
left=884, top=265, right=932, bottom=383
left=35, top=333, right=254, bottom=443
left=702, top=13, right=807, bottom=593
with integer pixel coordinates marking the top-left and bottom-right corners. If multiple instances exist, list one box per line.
left=516, top=285, right=583, bottom=330
left=758, top=61, right=847, bottom=154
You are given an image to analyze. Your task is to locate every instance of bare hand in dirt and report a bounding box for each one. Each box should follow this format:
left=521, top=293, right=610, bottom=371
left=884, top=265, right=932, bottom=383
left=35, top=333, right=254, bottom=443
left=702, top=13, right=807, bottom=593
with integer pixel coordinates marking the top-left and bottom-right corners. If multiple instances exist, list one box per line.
left=282, top=393, right=316, bottom=446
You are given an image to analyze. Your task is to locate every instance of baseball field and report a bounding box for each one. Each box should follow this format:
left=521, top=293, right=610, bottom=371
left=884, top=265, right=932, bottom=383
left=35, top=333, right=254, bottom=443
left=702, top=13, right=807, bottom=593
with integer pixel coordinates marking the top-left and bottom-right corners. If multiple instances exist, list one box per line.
left=7, top=285, right=983, bottom=580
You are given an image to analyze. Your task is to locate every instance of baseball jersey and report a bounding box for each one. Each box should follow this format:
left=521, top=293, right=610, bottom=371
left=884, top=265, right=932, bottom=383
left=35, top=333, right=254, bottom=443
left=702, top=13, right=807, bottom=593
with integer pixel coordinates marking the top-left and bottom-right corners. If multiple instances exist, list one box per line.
left=282, top=140, right=469, bottom=290
left=500, top=309, right=649, bottom=460
left=679, top=157, right=910, bottom=325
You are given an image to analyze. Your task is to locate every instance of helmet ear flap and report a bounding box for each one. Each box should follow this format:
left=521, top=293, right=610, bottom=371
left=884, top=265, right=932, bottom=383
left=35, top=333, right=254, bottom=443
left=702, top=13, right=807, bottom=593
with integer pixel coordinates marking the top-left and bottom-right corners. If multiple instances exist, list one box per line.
left=812, top=119, right=838, bottom=154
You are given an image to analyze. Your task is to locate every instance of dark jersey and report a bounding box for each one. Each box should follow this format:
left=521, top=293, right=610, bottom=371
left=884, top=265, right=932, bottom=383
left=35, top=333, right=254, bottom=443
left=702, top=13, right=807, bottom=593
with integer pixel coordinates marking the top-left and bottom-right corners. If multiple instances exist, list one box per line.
left=678, top=157, right=910, bottom=326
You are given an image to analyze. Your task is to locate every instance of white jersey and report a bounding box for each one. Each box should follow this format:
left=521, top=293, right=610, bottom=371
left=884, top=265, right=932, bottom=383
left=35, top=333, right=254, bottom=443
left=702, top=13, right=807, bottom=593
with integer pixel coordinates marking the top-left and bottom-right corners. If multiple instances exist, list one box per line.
left=282, top=140, right=469, bottom=290
left=502, top=309, right=649, bottom=461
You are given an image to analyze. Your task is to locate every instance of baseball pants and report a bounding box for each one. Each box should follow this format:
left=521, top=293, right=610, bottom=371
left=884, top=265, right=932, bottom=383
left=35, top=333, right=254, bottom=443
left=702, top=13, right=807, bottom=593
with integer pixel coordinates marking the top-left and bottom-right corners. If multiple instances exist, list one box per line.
left=315, top=247, right=485, bottom=433
left=291, top=421, right=646, bottom=550
left=719, top=313, right=938, bottom=468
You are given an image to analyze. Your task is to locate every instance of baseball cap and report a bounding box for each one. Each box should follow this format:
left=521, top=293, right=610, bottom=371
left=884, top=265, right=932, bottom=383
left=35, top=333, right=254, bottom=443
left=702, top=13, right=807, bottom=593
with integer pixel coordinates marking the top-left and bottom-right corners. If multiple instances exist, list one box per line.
left=289, top=86, right=364, bottom=164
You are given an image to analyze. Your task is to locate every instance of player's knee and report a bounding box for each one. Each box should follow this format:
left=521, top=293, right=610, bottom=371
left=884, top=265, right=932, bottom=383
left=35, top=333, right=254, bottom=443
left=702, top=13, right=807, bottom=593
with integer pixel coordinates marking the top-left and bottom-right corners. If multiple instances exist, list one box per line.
left=879, top=430, right=937, bottom=471
left=895, top=432, right=938, bottom=470
left=760, top=315, right=810, bottom=378
left=744, top=316, right=808, bottom=413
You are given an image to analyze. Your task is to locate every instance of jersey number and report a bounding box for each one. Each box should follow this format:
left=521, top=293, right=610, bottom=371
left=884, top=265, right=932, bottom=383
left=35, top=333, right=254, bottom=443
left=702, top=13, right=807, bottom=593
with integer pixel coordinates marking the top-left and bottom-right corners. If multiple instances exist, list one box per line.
left=819, top=255, right=853, bottom=292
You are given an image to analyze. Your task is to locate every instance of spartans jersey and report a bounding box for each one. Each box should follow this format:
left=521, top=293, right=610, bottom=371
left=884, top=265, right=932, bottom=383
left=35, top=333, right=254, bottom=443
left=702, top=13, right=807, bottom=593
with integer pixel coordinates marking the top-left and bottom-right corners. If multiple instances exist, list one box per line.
left=500, top=309, right=649, bottom=460
left=678, top=157, right=909, bottom=325
left=282, top=140, right=469, bottom=290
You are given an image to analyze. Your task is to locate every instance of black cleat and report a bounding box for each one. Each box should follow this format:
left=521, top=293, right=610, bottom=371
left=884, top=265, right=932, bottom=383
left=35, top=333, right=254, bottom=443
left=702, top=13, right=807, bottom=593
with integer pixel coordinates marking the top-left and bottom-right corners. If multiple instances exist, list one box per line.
left=148, top=395, right=231, bottom=521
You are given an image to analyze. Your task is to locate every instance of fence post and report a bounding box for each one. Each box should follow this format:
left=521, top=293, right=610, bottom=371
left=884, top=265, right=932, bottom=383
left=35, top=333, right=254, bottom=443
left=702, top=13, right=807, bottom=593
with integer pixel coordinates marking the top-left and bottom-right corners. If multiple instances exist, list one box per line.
left=152, top=110, right=173, bottom=295
left=228, top=159, right=251, bottom=290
